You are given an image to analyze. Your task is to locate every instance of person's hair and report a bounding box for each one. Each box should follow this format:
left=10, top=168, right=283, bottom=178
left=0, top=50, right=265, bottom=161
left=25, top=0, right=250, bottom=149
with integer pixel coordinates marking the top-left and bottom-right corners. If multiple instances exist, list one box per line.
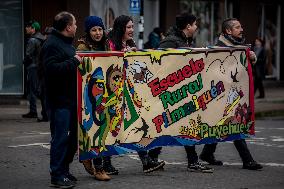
left=175, top=13, right=197, bottom=30
left=153, top=27, right=163, bottom=36
left=222, top=18, right=238, bottom=34
left=108, top=15, right=135, bottom=50
left=43, top=27, right=53, bottom=35
left=26, top=20, right=41, bottom=32
left=255, top=37, right=264, bottom=46
left=53, top=11, right=74, bottom=32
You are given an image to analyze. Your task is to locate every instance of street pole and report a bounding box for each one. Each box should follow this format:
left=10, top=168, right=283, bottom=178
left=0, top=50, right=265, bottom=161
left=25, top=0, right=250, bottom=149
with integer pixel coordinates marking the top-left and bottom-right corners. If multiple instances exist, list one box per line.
left=138, top=0, right=144, bottom=49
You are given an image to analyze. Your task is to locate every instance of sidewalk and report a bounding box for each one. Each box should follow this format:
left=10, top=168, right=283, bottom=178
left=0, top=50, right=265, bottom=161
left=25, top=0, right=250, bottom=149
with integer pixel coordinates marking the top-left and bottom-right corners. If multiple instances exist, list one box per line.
left=254, top=80, right=284, bottom=118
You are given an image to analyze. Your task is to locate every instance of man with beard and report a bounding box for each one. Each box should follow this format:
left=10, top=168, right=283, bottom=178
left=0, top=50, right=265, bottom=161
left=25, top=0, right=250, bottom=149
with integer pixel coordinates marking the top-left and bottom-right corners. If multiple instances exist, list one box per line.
left=199, top=18, right=263, bottom=170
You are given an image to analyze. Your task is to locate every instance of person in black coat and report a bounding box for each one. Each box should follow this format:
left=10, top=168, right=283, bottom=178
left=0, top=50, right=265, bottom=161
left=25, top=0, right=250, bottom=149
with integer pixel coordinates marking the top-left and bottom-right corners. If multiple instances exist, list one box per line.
left=22, top=21, right=45, bottom=119
left=199, top=18, right=263, bottom=171
left=253, top=37, right=266, bottom=98
left=41, top=11, right=82, bottom=188
left=148, top=13, right=214, bottom=173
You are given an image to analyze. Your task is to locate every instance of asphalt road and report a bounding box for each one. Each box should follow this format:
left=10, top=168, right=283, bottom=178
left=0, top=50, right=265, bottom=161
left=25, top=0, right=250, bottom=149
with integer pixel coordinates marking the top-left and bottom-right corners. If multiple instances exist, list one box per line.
left=0, top=105, right=283, bottom=189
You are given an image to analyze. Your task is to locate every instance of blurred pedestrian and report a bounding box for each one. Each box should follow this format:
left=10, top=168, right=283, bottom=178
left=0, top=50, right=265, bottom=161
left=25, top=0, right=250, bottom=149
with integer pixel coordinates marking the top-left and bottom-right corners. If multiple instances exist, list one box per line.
left=41, top=11, right=82, bottom=188
left=22, top=20, right=45, bottom=119
left=37, top=27, right=54, bottom=122
left=144, top=27, right=164, bottom=49
left=200, top=18, right=263, bottom=171
left=253, top=37, right=266, bottom=98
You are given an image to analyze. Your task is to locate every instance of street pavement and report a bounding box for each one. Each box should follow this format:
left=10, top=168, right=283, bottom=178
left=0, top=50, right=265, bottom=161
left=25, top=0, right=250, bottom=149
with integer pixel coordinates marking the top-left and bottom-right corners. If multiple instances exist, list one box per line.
left=0, top=80, right=283, bottom=189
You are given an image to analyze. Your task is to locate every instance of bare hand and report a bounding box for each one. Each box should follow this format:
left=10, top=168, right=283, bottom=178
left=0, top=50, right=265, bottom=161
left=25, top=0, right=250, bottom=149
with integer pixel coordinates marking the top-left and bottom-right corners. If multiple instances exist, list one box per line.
left=249, top=51, right=257, bottom=64
left=74, top=55, right=82, bottom=62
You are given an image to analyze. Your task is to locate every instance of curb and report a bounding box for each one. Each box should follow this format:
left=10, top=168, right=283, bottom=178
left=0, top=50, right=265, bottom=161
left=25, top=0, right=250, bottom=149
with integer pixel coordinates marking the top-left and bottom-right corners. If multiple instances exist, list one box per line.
left=255, top=109, right=284, bottom=119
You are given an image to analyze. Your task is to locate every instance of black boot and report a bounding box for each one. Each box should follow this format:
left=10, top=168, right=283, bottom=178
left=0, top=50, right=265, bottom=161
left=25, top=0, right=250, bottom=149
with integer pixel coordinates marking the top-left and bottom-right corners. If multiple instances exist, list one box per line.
left=139, top=154, right=165, bottom=173
left=103, top=156, right=119, bottom=175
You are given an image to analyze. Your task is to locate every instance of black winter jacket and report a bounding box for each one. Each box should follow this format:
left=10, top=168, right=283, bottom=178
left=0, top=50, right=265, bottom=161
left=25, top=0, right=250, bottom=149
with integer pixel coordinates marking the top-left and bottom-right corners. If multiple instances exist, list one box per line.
left=159, top=27, right=192, bottom=48
left=41, top=30, right=80, bottom=108
left=24, top=32, right=45, bottom=68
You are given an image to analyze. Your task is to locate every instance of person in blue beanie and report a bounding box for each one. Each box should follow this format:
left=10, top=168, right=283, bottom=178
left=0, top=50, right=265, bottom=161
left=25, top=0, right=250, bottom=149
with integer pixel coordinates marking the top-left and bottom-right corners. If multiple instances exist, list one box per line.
left=77, top=16, right=118, bottom=181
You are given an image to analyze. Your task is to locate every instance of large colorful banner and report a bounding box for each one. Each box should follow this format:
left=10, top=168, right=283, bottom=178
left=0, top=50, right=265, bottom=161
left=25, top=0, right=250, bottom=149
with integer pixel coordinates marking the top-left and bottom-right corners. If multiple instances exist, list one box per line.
left=77, top=47, right=255, bottom=160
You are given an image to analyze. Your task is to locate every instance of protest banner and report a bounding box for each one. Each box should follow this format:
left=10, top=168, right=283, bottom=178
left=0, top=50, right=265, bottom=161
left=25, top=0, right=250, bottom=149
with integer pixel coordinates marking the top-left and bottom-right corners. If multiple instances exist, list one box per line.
left=77, top=47, right=254, bottom=160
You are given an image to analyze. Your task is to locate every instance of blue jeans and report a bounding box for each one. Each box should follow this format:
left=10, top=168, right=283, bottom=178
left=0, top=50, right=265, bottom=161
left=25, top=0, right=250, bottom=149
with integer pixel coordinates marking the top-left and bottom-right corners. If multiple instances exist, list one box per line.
left=50, top=107, right=77, bottom=179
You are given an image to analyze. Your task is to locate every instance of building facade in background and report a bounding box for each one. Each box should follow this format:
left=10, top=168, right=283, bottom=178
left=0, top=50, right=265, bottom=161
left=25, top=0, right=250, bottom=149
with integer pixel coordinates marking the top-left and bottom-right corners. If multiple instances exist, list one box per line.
left=0, top=0, right=282, bottom=95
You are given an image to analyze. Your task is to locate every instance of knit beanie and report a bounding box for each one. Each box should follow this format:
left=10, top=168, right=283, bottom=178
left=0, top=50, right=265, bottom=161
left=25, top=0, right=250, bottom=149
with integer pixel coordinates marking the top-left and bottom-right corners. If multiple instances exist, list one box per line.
left=31, top=21, right=41, bottom=31
left=84, top=16, right=105, bottom=32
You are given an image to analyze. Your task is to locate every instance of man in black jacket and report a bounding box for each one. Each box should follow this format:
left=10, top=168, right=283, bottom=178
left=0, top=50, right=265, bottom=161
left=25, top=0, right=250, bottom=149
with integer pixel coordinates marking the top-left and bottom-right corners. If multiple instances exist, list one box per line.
left=144, top=13, right=214, bottom=173
left=23, top=21, right=45, bottom=119
left=199, top=18, right=262, bottom=170
left=41, top=11, right=81, bottom=188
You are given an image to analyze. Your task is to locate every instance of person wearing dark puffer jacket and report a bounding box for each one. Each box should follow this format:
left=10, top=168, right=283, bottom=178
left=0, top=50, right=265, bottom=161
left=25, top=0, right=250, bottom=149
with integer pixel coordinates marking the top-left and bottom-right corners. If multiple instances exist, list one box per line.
left=148, top=13, right=214, bottom=173
left=41, top=11, right=82, bottom=188
left=199, top=18, right=263, bottom=171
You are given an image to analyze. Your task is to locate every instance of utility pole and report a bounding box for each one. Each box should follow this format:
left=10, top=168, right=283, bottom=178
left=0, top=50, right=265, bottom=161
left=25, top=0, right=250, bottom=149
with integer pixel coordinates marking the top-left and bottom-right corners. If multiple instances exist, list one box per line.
left=138, top=0, right=144, bottom=49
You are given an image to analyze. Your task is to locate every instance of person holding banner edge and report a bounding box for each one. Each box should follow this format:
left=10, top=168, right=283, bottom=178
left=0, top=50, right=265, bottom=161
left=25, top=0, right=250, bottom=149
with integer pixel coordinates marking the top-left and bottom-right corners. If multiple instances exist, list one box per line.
left=41, top=11, right=81, bottom=188
left=77, top=16, right=117, bottom=181
left=147, top=13, right=215, bottom=173
left=199, top=18, right=263, bottom=170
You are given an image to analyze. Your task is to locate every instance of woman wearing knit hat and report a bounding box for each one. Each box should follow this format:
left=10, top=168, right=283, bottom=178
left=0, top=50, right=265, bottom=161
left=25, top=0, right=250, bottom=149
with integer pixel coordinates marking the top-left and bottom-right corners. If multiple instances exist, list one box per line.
left=77, top=16, right=110, bottom=51
left=77, top=16, right=118, bottom=181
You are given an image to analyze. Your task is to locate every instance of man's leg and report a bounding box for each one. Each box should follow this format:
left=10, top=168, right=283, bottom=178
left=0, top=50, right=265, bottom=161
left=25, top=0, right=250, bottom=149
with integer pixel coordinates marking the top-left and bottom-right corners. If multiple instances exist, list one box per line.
left=185, top=145, right=213, bottom=173
left=63, top=107, right=78, bottom=181
left=234, top=139, right=262, bottom=170
left=23, top=67, right=38, bottom=118
left=50, top=108, right=75, bottom=187
left=200, top=143, right=222, bottom=165
left=138, top=149, right=165, bottom=173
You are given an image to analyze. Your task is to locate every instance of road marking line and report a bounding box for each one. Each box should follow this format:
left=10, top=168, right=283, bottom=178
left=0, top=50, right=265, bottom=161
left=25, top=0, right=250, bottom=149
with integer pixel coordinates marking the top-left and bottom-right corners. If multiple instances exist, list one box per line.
left=127, top=154, right=284, bottom=167
left=8, top=143, right=50, bottom=148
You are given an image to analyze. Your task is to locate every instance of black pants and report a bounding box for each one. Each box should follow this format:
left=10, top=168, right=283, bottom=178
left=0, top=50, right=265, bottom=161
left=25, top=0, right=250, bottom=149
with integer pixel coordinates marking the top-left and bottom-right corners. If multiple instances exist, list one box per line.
left=254, top=76, right=265, bottom=97
left=201, top=139, right=254, bottom=164
left=92, top=156, right=112, bottom=169
left=184, top=146, right=198, bottom=164
left=139, top=146, right=198, bottom=164
left=138, top=147, right=162, bottom=160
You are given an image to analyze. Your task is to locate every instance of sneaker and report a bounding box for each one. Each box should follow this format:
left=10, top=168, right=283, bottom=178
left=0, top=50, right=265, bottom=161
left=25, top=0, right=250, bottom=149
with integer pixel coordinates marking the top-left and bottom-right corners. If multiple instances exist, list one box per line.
left=51, top=177, right=75, bottom=188
left=103, top=164, right=119, bottom=175
left=65, top=173, right=77, bottom=182
left=187, top=162, right=213, bottom=173
left=22, top=112, right=38, bottom=118
left=143, top=159, right=165, bottom=173
left=200, top=155, right=223, bottom=165
left=243, top=161, right=263, bottom=170
left=82, top=159, right=95, bottom=175
left=94, top=168, right=111, bottom=181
